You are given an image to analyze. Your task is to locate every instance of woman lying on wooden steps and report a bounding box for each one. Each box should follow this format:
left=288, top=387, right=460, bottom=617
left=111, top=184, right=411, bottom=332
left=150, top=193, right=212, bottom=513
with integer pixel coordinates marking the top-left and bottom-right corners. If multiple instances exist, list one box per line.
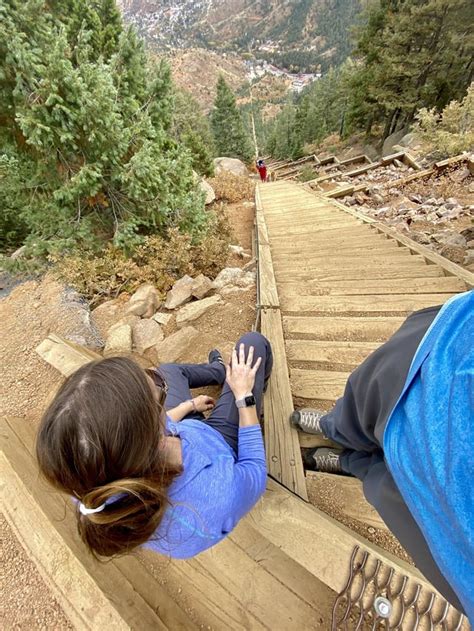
left=36, top=332, right=272, bottom=559
left=291, top=290, right=473, bottom=620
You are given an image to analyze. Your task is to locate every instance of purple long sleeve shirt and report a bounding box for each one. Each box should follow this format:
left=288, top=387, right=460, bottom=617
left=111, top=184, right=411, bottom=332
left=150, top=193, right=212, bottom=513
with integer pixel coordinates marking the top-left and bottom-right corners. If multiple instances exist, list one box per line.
left=144, top=417, right=267, bottom=558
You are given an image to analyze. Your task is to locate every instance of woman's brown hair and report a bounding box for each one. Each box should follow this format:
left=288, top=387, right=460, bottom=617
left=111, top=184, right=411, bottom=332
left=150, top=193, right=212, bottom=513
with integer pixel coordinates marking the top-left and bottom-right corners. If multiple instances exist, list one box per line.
left=36, top=357, right=181, bottom=557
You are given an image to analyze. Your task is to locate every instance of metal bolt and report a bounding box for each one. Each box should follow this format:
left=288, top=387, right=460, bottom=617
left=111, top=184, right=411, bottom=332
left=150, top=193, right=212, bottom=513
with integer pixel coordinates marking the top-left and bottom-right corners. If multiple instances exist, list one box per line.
left=374, top=596, right=392, bottom=618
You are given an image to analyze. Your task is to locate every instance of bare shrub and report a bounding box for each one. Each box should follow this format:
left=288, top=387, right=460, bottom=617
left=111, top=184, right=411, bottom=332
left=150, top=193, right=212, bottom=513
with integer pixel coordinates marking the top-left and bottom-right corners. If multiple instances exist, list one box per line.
left=208, top=172, right=255, bottom=203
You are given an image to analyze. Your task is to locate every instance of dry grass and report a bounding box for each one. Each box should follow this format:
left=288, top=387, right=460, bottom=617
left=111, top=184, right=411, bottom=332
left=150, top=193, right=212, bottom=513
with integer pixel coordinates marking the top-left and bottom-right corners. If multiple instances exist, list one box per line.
left=53, top=207, right=233, bottom=306
left=208, top=171, right=255, bottom=203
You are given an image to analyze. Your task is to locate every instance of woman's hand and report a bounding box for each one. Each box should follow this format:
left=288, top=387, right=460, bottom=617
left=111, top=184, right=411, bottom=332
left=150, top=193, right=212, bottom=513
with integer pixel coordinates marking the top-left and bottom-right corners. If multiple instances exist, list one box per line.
left=226, top=344, right=262, bottom=400
left=192, top=395, right=215, bottom=413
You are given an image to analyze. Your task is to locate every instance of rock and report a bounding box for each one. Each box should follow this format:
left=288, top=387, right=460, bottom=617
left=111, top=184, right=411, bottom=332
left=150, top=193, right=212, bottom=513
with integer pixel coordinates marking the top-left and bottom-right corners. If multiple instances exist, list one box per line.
left=345, top=197, right=357, bottom=206
left=127, top=284, right=161, bottom=318
left=152, top=312, right=173, bottom=326
left=393, top=197, right=418, bottom=211
left=154, top=326, right=199, bottom=363
left=432, top=231, right=467, bottom=247
left=372, top=193, right=385, bottom=205
left=446, top=197, right=459, bottom=206
left=91, top=299, right=125, bottom=340
left=176, top=295, right=222, bottom=327
left=200, top=179, right=216, bottom=205
left=213, top=267, right=256, bottom=290
left=439, top=245, right=465, bottom=265
left=409, top=194, right=423, bottom=204
left=213, top=157, right=248, bottom=177
left=219, top=286, right=252, bottom=297
left=426, top=197, right=437, bottom=205
left=450, top=167, right=471, bottom=183
left=164, top=275, right=194, bottom=309
left=132, top=318, right=164, bottom=354
left=393, top=158, right=404, bottom=168
left=109, top=314, right=140, bottom=333
left=191, top=273, right=213, bottom=300
left=468, top=182, right=474, bottom=194
left=104, top=324, right=132, bottom=356
left=10, top=245, right=27, bottom=260
left=463, top=250, right=474, bottom=266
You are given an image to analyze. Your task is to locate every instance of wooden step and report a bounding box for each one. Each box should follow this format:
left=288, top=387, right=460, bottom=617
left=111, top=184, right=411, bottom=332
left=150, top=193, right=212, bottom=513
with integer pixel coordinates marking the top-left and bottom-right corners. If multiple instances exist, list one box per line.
left=280, top=293, right=455, bottom=314
left=286, top=340, right=380, bottom=366
left=291, top=369, right=349, bottom=400
left=284, top=316, right=406, bottom=341
left=278, top=277, right=466, bottom=296
left=275, top=266, right=445, bottom=282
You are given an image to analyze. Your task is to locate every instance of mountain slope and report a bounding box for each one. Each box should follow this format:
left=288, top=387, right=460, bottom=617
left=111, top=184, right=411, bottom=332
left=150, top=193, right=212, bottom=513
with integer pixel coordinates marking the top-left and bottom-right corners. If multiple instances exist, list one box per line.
left=118, top=0, right=366, bottom=71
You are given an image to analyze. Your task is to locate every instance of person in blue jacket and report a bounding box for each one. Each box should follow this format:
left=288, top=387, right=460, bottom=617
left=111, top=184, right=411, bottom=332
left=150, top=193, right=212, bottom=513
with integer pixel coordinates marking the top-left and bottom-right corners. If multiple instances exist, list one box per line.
left=36, top=332, right=272, bottom=560
left=291, top=290, right=473, bottom=619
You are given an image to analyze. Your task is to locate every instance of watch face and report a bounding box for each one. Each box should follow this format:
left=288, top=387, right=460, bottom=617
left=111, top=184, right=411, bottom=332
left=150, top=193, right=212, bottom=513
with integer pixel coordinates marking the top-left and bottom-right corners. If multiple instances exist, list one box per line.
left=245, top=395, right=256, bottom=407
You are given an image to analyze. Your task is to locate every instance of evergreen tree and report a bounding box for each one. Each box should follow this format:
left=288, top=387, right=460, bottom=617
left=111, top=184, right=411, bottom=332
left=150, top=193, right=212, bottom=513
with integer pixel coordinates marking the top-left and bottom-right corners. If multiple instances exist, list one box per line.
left=172, top=89, right=215, bottom=177
left=210, top=77, right=253, bottom=162
left=0, top=0, right=205, bottom=255
left=348, top=0, right=474, bottom=138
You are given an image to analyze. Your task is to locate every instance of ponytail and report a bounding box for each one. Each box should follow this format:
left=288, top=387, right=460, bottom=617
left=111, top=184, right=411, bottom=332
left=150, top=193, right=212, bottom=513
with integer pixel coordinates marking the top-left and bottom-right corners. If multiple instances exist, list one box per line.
left=36, top=356, right=181, bottom=558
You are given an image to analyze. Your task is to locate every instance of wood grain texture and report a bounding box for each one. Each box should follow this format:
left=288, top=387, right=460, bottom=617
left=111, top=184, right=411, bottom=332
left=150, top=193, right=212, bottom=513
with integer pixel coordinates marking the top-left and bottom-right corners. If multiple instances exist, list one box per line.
left=261, top=308, right=308, bottom=500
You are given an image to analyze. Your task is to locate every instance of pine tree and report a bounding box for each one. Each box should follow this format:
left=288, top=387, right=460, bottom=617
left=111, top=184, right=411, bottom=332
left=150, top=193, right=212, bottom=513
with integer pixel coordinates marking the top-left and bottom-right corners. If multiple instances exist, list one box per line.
left=210, top=77, right=253, bottom=162
left=172, top=89, right=215, bottom=177
left=0, top=0, right=205, bottom=256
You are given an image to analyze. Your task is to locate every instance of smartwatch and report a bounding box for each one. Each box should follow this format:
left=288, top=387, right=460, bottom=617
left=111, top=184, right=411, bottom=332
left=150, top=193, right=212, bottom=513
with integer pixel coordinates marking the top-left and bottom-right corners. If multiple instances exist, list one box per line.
left=235, top=393, right=256, bottom=408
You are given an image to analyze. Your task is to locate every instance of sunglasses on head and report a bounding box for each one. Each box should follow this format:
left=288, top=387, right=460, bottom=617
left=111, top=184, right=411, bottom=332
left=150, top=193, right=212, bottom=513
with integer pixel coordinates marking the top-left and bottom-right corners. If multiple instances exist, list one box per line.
left=145, top=368, right=168, bottom=406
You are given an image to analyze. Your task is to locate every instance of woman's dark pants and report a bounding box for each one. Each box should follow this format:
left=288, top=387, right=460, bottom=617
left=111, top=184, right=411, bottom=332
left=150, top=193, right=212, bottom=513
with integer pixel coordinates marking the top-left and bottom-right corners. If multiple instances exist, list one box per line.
left=319, top=305, right=462, bottom=611
left=159, top=331, right=273, bottom=455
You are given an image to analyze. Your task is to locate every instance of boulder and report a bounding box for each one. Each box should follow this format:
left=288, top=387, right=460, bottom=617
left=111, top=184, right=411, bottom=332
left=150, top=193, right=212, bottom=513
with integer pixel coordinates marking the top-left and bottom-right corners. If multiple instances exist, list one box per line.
left=109, top=314, right=140, bottom=333
left=213, top=157, right=248, bottom=177
left=200, top=179, right=216, bottom=205
left=132, top=318, right=164, bottom=354
left=164, top=275, right=194, bottom=310
left=152, top=312, right=173, bottom=327
left=213, top=267, right=256, bottom=290
left=91, top=300, right=124, bottom=339
left=127, top=284, right=160, bottom=318
left=154, top=326, right=199, bottom=363
left=176, top=295, right=222, bottom=327
left=104, top=324, right=132, bottom=356
left=372, top=193, right=385, bottom=205
left=191, top=274, right=213, bottom=300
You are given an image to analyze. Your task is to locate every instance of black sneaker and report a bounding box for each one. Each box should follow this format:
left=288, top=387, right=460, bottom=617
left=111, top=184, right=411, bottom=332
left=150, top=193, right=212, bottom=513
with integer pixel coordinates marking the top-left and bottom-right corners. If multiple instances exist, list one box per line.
left=303, top=447, right=344, bottom=474
left=290, top=408, right=327, bottom=436
left=208, top=349, right=225, bottom=366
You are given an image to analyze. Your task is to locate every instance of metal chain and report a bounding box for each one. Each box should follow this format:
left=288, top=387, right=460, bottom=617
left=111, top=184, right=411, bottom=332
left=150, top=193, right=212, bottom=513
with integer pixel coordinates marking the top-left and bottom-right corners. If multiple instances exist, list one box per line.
left=331, top=546, right=467, bottom=631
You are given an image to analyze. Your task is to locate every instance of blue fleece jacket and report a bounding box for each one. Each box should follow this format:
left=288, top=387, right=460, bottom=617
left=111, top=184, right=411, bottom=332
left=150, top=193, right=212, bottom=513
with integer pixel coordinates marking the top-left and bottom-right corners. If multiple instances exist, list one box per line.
left=384, top=290, right=474, bottom=619
left=144, top=418, right=267, bottom=559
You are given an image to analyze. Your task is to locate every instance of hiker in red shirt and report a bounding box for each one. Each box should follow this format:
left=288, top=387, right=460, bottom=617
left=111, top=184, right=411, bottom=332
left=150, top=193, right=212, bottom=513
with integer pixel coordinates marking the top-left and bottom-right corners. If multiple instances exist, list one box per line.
left=256, top=159, right=267, bottom=182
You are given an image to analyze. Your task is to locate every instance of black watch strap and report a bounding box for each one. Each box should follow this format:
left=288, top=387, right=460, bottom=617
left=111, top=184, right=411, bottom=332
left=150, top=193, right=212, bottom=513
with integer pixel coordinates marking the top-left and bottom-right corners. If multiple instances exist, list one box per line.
left=235, top=394, right=256, bottom=408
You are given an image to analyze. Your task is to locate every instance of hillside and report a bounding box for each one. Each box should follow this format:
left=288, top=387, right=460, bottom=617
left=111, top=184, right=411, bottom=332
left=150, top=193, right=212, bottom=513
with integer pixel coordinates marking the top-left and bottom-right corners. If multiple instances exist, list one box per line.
left=118, top=0, right=366, bottom=72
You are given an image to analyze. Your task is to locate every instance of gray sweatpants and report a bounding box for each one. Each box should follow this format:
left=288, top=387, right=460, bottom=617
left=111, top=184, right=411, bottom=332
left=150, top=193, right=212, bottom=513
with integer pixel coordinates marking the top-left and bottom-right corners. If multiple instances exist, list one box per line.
left=320, top=305, right=463, bottom=612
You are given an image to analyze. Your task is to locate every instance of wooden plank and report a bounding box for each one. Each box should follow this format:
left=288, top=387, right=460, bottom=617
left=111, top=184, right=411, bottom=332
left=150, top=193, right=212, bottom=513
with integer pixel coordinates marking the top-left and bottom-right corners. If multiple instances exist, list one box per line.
left=255, top=208, right=279, bottom=308
left=286, top=340, right=379, bottom=366
left=36, top=334, right=101, bottom=377
left=272, top=250, right=411, bottom=264
left=305, top=471, right=389, bottom=531
left=284, top=316, right=405, bottom=341
left=230, top=520, right=336, bottom=617
left=278, top=276, right=467, bottom=296
left=275, top=267, right=445, bottom=282
left=1, top=418, right=175, bottom=631
left=250, top=479, right=443, bottom=597
left=434, top=154, right=469, bottom=170
left=280, top=293, right=455, bottom=314
left=261, top=308, right=308, bottom=500
left=273, top=257, right=434, bottom=274
left=291, top=369, right=348, bottom=400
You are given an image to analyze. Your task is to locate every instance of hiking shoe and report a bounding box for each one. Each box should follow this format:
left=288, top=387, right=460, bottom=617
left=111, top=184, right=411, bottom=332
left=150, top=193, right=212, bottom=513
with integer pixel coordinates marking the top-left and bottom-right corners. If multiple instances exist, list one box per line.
left=290, top=408, right=326, bottom=436
left=208, top=349, right=225, bottom=366
left=303, top=447, right=344, bottom=474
